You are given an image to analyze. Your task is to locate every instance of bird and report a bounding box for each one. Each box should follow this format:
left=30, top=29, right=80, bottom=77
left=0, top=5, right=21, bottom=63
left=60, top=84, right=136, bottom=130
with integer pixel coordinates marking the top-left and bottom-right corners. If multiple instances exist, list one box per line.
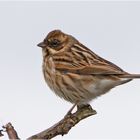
left=37, top=29, right=140, bottom=112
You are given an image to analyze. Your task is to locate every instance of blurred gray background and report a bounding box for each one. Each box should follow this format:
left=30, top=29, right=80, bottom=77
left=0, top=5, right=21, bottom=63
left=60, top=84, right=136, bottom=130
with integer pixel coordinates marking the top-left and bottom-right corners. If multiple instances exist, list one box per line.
left=0, top=1, right=140, bottom=139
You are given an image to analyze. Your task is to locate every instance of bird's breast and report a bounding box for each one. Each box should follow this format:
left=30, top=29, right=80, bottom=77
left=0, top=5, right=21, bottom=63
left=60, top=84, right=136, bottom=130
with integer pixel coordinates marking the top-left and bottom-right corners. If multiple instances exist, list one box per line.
left=47, top=57, right=56, bottom=74
left=42, top=56, right=57, bottom=91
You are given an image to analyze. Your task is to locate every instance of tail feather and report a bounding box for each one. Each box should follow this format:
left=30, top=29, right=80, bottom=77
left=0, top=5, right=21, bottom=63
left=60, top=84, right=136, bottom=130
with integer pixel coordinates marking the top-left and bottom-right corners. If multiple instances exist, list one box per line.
left=120, top=74, right=140, bottom=79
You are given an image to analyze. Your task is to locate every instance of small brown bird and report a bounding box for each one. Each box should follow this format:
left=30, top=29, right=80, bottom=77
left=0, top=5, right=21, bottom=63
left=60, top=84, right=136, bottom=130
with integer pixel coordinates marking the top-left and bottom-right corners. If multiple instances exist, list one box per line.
left=38, top=30, right=140, bottom=111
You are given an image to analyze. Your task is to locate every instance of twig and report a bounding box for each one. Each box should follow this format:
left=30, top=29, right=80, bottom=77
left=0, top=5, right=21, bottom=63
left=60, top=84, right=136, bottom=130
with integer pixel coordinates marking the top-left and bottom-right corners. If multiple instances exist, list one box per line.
left=28, top=105, right=97, bottom=139
left=0, top=129, right=4, bottom=137
left=3, top=122, right=20, bottom=139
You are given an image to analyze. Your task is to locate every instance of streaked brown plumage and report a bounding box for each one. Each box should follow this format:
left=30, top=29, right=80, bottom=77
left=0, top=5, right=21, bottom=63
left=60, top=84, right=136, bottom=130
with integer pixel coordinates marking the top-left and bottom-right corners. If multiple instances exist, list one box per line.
left=38, top=30, right=140, bottom=106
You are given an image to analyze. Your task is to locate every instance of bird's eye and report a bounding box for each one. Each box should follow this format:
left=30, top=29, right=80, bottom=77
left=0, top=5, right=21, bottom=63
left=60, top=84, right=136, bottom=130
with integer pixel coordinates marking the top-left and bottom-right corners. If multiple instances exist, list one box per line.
left=49, top=39, right=60, bottom=47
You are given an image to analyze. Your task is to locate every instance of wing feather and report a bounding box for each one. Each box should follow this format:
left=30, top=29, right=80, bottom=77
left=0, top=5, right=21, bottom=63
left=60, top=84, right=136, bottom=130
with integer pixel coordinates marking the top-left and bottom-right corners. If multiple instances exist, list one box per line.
left=55, top=64, right=126, bottom=75
left=53, top=43, right=127, bottom=75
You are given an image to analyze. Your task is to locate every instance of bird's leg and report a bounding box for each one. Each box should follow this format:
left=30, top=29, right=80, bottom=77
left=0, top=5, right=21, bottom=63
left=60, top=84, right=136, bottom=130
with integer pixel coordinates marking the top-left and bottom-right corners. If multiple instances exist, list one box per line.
left=65, top=104, right=77, bottom=116
left=64, top=102, right=79, bottom=118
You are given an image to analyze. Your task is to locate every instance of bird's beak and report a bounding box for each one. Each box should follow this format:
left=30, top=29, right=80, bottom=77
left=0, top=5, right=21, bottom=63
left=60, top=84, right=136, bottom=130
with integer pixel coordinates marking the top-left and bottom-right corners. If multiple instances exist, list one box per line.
left=37, top=42, right=46, bottom=48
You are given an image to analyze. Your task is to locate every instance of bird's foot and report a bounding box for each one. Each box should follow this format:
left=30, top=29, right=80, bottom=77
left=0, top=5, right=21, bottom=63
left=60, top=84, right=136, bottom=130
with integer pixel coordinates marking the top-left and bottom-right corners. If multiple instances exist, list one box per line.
left=77, top=104, right=97, bottom=114
left=64, top=103, right=97, bottom=118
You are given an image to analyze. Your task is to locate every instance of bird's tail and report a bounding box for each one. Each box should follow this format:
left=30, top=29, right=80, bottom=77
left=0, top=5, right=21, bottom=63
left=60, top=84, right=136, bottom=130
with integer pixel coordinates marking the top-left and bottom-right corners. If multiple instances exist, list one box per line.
left=120, top=74, right=140, bottom=79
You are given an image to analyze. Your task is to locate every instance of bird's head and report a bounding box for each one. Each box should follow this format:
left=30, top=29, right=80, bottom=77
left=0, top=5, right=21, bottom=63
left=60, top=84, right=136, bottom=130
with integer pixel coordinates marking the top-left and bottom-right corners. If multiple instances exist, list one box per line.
left=37, top=30, right=77, bottom=56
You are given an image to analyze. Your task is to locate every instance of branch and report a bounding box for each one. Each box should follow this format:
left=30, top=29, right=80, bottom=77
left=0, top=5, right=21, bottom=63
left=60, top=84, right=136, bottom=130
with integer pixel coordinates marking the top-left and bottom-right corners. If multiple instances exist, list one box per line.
left=28, top=105, right=97, bottom=139
left=1, top=105, right=96, bottom=139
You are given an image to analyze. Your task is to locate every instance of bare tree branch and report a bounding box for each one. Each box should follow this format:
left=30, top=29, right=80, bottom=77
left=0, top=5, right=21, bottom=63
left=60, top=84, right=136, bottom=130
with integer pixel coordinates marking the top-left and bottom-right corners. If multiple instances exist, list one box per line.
left=1, top=105, right=96, bottom=139
left=28, top=105, right=97, bottom=139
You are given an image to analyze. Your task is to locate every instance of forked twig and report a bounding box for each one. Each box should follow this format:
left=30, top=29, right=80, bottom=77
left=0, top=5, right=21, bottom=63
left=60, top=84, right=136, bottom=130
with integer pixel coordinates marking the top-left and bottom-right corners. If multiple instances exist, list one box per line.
left=2, top=105, right=96, bottom=139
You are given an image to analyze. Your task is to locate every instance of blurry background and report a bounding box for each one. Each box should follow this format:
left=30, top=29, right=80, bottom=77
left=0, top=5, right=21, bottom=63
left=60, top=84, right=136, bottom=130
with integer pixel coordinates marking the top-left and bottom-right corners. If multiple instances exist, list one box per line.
left=0, top=1, right=140, bottom=139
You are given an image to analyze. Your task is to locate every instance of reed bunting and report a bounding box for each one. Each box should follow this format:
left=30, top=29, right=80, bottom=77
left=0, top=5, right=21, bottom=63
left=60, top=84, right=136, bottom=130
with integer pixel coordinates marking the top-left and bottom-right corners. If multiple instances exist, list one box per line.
left=38, top=30, right=140, bottom=110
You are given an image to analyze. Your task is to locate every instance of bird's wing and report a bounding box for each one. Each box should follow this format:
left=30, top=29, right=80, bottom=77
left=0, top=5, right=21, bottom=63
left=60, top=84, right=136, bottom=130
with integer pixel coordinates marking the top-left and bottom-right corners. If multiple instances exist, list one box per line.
left=55, top=64, right=126, bottom=75
left=54, top=43, right=127, bottom=75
